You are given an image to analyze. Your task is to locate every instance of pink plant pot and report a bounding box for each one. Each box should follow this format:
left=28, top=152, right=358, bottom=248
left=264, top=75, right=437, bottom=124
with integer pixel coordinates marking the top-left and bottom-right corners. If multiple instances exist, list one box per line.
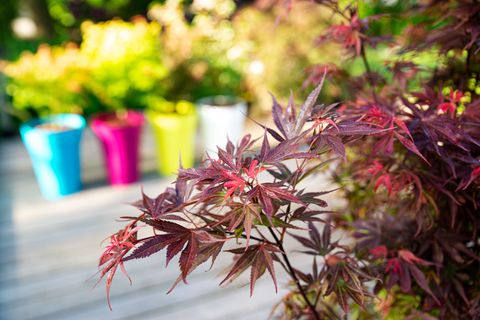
left=91, top=111, right=144, bottom=185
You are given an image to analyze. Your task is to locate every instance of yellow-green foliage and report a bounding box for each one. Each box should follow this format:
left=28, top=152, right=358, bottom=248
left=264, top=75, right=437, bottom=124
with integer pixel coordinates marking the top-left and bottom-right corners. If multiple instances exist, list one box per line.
left=147, top=98, right=195, bottom=115
left=4, top=0, right=337, bottom=118
left=80, top=18, right=168, bottom=111
left=4, top=18, right=168, bottom=118
left=148, top=0, right=248, bottom=100
left=346, top=287, right=424, bottom=320
left=232, top=2, right=336, bottom=114
left=4, top=44, right=88, bottom=118
left=149, top=0, right=336, bottom=112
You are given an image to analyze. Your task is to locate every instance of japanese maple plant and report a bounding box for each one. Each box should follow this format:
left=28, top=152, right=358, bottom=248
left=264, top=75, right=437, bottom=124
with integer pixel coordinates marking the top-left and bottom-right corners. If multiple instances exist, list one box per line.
left=301, top=0, right=480, bottom=319
left=97, top=73, right=384, bottom=319
left=98, top=1, right=480, bottom=319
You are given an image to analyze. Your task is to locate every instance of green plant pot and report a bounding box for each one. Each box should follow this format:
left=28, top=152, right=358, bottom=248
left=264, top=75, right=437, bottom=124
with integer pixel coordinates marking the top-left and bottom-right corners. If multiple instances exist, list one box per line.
left=147, top=111, right=197, bottom=176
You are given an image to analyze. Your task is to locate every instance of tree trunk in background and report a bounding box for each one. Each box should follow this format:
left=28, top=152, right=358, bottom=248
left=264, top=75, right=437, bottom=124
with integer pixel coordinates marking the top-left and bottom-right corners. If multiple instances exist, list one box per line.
left=0, top=74, right=15, bottom=136
left=23, top=0, right=54, bottom=38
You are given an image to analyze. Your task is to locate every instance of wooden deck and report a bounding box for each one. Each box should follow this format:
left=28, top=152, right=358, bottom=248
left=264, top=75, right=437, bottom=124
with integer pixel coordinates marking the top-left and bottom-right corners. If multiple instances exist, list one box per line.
left=0, top=124, right=336, bottom=320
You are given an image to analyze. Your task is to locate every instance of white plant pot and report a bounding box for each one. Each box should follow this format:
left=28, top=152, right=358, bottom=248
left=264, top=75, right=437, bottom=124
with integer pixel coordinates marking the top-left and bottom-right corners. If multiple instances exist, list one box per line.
left=197, top=96, right=247, bottom=155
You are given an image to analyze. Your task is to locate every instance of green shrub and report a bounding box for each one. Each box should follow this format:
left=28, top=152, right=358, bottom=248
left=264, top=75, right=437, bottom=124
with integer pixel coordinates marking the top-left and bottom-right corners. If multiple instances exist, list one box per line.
left=4, top=43, right=89, bottom=119
left=149, top=0, right=247, bottom=101
left=80, top=18, right=169, bottom=113
left=3, top=18, right=169, bottom=119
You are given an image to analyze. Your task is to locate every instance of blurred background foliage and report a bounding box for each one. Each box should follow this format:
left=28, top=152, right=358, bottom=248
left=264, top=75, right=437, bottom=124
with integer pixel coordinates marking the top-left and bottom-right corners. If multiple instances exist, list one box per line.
left=0, top=0, right=442, bottom=133
left=0, top=0, right=339, bottom=130
left=79, top=18, right=169, bottom=113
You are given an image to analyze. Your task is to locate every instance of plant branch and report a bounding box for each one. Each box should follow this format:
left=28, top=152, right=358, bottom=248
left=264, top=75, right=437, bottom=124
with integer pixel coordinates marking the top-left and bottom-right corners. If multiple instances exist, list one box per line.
left=225, top=230, right=274, bottom=245
left=267, top=227, right=320, bottom=320
left=360, top=44, right=372, bottom=75
left=360, top=43, right=378, bottom=101
left=465, top=46, right=476, bottom=94
left=316, top=0, right=350, bottom=20
left=466, top=46, right=472, bottom=77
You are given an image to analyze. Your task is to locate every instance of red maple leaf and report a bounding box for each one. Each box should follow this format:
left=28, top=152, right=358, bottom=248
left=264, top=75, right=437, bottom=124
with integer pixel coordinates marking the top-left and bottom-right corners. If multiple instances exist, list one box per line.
left=221, top=243, right=280, bottom=296
left=328, top=14, right=363, bottom=55
left=370, top=245, right=388, bottom=259
left=438, top=102, right=456, bottom=114
left=221, top=169, right=246, bottom=199
left=398, top=249, right=433, bottom=266
left=97, top=222, right=140, bottom=310
left=367, top=160, right=383, bottom=176
left=374, top=173, right=393, bottom=195
left=244, top=159, right=266, bottom=180
left=449, top=90, right=464, bottom=103
left=438, top=90, right=463, bottom=116
left=385, top=258, right=402, bottom=275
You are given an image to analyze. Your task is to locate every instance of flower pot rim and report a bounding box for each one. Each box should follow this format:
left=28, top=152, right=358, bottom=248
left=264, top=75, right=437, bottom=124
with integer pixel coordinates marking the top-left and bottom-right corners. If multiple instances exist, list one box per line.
left=21, top=113, right=86, bottom=137
left=146, top=109, right=197, bottom=121
left=91, top=110, right=145, bottom=132
left=196, top=95, right=246, bottom=108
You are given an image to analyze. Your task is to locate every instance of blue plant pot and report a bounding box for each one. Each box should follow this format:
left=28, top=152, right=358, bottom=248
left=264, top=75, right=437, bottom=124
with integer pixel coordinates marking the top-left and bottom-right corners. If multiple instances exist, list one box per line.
left=20, top=114, right=86, bottom=200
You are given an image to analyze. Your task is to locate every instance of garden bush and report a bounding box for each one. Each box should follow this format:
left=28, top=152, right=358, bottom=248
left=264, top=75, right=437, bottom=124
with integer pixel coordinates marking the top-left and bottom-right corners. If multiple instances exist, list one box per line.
left=148, top=0, right=248, bottom=101
left=80, top=18, right=168, bottom=113
left=4, top=43, right=89, bottom=119
left=3, top=18, right=168, bottom=119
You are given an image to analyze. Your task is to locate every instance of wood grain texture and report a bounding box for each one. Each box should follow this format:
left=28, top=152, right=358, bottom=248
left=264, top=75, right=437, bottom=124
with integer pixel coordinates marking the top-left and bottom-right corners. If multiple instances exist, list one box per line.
left=0, top=121, right=337, bottom=320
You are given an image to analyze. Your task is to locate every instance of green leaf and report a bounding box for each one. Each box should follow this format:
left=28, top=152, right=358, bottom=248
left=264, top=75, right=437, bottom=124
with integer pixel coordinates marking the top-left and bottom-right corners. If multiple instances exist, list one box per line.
left=256, top=215, right=303, bottom=230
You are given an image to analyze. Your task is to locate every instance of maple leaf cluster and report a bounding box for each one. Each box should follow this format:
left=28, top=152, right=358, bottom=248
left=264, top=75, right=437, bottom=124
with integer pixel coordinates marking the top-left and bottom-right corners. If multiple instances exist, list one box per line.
left=97, top=1, right=480, bottom=318
left=301, top=0, right=480, bottom=319
left=98, top=74, right=383, bottom=318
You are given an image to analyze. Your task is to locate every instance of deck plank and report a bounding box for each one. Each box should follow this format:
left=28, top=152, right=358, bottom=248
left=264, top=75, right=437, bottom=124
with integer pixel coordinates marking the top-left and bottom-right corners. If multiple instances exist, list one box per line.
left=0, top=121, right=338, bottom=320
